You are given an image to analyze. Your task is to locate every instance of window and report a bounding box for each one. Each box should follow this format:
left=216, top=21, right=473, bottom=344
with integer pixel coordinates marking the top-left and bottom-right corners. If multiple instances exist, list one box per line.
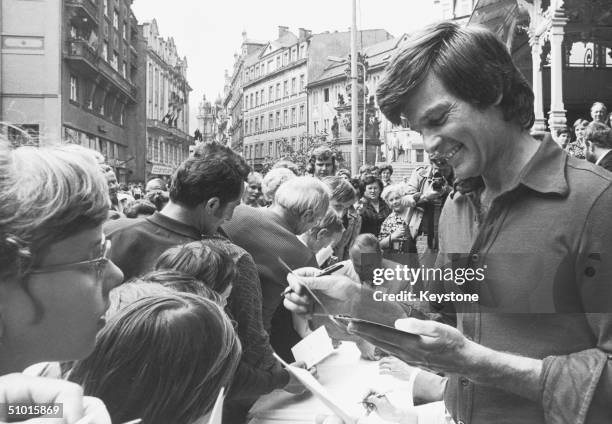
left=269, top=142, right=273, bottom=157
left=255, top=65, right=259, bottom=78
left=122, top=61, right=127, bottom=78
left=324, top=88, right=330, bottom=102
left=324, top=118, right=329, bottom=131
left=276, top=56, right=281, bottom=68
left=299, top=74, right=305, bottom=91
left=299, top=105, right=305, bottom=122
left=291, top=78, right=296, bottom=95
left=291, top=108, right=296, bottom=125
left=102, top=41, right=108, bottom=61
left=269, top=113, right=274, bottom=130
left=416, top=149, right=424, bottom=162
left=113, top=10, right=119, bottom=29
left=250, top=93, right=253, bottom=108
left=147, top=137, right=153, bottom=160
left=313, top=90, right=319, bottom=103
left=260, top=116, right=264, bottom=131
left=283, top=80, right=288, bottom=97
left=314, top=121, right=319, bottom=133
left=300, top=43, right=307, bottom=59
left=123, top=22, right=128, bottom=39
left=111, top=51, right=119, bottom=70
left=267, top=60, right=273, bottom=73
left=276, top=83, right=281, bottom=99
left=269, top=86, right=274, bottom=102
left=283, top=109, right=288, bottom=126
left=276, top=111, right=281, bottom=128
left=103, top=0, right=108, bottom=15
left=245, top=121, right=248, bottom=134
left=283, top=52, right=288, bottom=66
left=244, top=96, right=248, bottom=110
left=69, top=75, right=78, bottom=102
left=261, top=89, right=265, bottom=104
left=291, top=47, right=297, bottom=61
left=255, top=118, right=259, bottom=133
left=255, top=92, right=259, bottom=107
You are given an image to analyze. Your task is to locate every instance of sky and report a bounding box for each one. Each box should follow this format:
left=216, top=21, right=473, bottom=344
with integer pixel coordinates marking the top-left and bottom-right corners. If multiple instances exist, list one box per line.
left=131, top=1, right=442, bottom=134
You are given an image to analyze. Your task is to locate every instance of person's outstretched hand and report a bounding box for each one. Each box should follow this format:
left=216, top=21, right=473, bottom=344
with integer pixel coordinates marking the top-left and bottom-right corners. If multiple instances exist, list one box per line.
left=283, top=267, right=361, bottom=317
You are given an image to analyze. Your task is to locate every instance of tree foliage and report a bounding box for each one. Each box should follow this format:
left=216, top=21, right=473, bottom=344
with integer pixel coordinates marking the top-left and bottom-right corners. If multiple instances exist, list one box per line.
left=260, top=131, right=345, bottom=175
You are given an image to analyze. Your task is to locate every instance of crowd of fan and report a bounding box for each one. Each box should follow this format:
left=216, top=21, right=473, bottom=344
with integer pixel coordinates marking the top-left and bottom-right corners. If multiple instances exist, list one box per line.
left=0, top=137, right=450, bottom=424
left=558, top=102, right=612, bottom=171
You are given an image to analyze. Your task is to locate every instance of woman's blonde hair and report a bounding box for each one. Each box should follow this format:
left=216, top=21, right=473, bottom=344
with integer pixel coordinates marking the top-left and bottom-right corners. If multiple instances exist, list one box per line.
left=0, top=138, right=109, bottom=279
left=381, top=184, right=407, bottom=203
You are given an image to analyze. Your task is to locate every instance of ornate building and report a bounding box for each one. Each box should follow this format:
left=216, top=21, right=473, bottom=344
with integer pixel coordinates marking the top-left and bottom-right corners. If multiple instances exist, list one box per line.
left=469, top=0, right=612, bottom=139
left=221, top=33, right=267, bottom=152
left=142, top=19, right=192, bottom=181
left=1, top=0, right=145, bottom=182
left=196, top=94, right=223, bottom=144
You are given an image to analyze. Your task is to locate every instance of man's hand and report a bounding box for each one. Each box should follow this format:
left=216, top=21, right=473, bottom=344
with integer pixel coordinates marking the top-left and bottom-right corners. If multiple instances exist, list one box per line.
left=361, top=390, right=418, bottom=423
left=348, top=317, right=475, bottom=375
left=0, top=374, right=111, bottom=424
left=379, top=356, right=416, bottom=381
left=283, top=267, right=361, bottom=317
left=356, top=339, right=382, bottom=361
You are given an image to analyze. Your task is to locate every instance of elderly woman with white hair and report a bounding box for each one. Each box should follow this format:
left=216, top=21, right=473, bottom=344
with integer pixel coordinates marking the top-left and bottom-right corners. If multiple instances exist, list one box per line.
left=378, top=184, right=418, bottom=263
left=0, top=137, right=124, bottom=422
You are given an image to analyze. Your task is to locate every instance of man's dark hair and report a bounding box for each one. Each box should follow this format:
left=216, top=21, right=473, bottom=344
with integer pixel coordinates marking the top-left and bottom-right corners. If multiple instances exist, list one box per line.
left=170, top=143, right=250, bottom=208
left=585, top=122, right=612, bottom=149
left=307, top=146, right=337, bottom=174
left=377, top=21, right=535, bottom=129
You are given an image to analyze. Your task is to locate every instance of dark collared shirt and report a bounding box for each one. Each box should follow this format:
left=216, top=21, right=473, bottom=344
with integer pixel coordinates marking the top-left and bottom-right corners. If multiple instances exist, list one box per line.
left=433, top=136, right=612, bottom=424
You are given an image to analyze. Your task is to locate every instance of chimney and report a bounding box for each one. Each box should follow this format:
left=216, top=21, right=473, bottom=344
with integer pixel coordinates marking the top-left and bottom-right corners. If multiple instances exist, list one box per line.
left=242, top=30, right=247, bottom=41
left=298, top=28, right=311, bottom=39
left=278, top=26, right=289, bottom=38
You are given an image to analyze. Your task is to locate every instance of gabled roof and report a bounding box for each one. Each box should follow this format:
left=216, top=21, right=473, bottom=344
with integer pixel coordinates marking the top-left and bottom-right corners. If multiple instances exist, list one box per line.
left=259, top=31, right=299, bottom=59
left=306, top=29, right=394, bottom=84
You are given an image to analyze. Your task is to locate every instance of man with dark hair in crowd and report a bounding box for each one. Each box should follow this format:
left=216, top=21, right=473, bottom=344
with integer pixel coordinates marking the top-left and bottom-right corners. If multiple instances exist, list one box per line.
left=308, top=146, right=337, bottom=178
left=106, top=143, right=300, bottom=423
left=585, top=121, right=612, bottom=172
left=286, top=21, right=612, bottom=424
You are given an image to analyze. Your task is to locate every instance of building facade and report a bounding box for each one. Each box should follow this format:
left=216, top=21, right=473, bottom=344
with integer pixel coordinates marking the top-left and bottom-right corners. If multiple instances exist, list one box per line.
left=222, top=33, right=266, bottom=152
left=1, top=0, right=145, bottom=183
left=307, top=34, right=426, bottom=168
left=142, top=19, right=192, bottom=182
left=238, top=27, right=392, bottom=171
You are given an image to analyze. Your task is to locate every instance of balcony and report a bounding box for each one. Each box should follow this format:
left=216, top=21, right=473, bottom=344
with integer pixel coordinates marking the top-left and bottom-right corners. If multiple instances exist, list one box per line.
left=66, top=0, right=99, bottom=24
left=65, top=39, right=98, bottom=74
left=65, top=39, right=136, bottom=102
left=98, top=58, right=137, bottom=101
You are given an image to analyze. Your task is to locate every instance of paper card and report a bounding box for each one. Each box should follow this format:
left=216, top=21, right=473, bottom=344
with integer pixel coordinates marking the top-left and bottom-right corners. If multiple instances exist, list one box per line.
left=273, top=353, right=356, bottom=424
left=291, top=325, right=335, bottom=368
left=206, top=387, right=224, bottom=424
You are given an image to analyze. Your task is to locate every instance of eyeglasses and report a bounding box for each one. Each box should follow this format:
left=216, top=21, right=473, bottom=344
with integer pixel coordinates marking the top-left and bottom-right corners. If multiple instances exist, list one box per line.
left=29, top=239, right=111, bottom=281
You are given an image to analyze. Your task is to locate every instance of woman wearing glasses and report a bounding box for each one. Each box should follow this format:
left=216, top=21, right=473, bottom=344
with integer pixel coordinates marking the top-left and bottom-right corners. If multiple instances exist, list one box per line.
left=0, top=138, right=123, bottom=422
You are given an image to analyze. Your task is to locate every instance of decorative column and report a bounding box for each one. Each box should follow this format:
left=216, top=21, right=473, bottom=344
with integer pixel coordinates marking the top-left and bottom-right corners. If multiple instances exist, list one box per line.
left=547, top=1, right=568, bottom=135
left=530, top=35, right=548, bottom=134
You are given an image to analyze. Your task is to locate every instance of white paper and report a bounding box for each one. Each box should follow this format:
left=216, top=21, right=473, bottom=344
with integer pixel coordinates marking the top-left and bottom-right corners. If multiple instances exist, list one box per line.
left=273, top=353, right=356, bottom=424
left=206, top=387, right=224, bottom=424
left=291, top=325, right=335, bottom=368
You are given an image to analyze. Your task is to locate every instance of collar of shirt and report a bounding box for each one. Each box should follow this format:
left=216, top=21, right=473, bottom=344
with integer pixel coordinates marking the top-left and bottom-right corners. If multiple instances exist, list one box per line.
left=515, top=134, right=569, bottom=197
left=147, top=211, right=202, bottom=239
left=596, top=148, right=612, bottom=165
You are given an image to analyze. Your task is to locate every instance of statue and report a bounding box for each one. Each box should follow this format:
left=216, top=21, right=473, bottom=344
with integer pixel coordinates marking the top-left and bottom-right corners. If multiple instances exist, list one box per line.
left=337, top=93, right=345, bottom=106
left=331, top=116, right=339, bottom=138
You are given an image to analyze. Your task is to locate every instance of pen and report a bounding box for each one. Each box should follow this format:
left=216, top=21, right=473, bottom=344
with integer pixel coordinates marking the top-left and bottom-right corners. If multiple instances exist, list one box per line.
left=280, top=262, right=344, bottom=298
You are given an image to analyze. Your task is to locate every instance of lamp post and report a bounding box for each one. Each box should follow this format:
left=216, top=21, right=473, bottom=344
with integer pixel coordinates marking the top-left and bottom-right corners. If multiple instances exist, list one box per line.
left=328, top=56, right=368, bottom=167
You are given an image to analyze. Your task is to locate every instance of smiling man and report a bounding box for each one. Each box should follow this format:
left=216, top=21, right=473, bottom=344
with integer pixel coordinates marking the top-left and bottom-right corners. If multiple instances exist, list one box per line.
left=284, top=22, right=612, bottom=424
